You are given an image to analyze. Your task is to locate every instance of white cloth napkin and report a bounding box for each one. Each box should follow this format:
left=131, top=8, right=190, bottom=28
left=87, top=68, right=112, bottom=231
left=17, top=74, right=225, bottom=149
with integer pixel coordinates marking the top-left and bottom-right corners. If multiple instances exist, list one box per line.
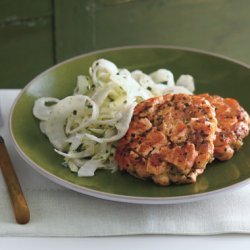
left=1, top=89, right=250, bottom=236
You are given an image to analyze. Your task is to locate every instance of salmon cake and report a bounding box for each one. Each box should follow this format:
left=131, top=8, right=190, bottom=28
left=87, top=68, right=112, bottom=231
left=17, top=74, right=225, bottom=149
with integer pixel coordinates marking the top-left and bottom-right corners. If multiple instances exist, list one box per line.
left=199, top=94, right=250, bottom=161
left=115, top=94, right=217, bottom=186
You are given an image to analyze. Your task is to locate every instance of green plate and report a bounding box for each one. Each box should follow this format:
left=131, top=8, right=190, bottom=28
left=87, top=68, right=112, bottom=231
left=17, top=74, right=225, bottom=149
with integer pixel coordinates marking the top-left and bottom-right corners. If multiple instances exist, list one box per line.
left=9, top=45, right=250, bottom=204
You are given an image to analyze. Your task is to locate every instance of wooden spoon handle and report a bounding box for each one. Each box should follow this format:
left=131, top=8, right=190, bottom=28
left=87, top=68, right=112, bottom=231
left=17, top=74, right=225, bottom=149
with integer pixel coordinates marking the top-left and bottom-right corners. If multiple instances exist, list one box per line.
left=0, top=136, right=30, bottom=224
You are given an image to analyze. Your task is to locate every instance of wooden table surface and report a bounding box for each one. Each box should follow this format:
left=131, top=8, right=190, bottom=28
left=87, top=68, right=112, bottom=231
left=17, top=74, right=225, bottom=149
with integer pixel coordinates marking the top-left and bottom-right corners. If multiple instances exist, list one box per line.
left=1, top=0, right=250, bottom=88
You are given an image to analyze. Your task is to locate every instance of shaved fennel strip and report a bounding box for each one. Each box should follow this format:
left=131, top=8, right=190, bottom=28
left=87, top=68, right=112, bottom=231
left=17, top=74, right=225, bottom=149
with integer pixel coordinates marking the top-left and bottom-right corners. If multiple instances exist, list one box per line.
left=65, top=96, right=99, bottom=134
left=33, top=97, right=59, bottom=120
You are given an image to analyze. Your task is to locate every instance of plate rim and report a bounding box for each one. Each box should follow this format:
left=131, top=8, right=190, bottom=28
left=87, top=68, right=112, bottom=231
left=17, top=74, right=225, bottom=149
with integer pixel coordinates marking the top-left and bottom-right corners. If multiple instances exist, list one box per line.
left=9, top=45, right=250, bottom=204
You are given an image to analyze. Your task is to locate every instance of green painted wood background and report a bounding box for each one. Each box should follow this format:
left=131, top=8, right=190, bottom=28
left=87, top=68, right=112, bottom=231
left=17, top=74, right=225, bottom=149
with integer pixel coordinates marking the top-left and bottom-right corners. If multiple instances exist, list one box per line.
left=1, top=0, right=250, bottom=88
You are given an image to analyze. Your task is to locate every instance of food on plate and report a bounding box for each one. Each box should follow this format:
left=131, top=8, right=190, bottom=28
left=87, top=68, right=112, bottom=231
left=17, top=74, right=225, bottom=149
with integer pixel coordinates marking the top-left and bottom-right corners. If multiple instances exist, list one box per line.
left=33, top=58, right=250, bottom=186
left=115, top=93, right=217, bottom=186
left=33, top=59, right=194, bottom=177
left=199, top=94, right=250, bottom=161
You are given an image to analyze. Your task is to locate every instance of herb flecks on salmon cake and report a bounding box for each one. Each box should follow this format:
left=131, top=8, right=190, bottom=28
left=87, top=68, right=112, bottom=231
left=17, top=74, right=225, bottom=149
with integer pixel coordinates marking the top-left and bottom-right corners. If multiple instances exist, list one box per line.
left=115, top=93, right=217, bottom=186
